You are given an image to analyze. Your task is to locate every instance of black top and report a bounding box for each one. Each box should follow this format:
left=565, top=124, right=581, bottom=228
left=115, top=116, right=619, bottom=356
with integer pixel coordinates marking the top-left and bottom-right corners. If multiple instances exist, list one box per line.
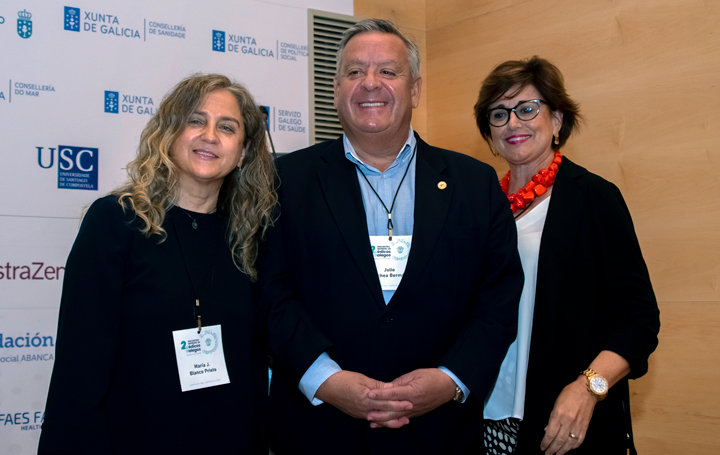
left=258, top=134, right=524, bottom=454
left=516, top=158, right=660, bottom=455
left=38, top=195, right=268, bottom=454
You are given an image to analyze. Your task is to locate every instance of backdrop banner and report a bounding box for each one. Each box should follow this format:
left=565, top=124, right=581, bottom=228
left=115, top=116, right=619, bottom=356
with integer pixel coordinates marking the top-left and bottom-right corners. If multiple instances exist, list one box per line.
left=0, top=0, right=351, bottom=451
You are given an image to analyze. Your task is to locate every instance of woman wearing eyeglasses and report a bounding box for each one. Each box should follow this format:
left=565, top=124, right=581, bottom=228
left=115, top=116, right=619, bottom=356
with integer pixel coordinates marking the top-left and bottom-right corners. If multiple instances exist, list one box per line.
left=474, top=56, right=660, bottom=455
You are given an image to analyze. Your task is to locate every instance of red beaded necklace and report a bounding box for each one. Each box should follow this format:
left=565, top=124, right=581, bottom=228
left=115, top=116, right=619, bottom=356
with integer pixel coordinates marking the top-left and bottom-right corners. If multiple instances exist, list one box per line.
left=499, top=151, right=562, bottom=213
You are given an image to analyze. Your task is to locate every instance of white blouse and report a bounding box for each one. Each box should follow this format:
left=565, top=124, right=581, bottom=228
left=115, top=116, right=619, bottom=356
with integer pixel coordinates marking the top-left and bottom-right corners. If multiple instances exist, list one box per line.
left=483, top=196, right=550, bottom=420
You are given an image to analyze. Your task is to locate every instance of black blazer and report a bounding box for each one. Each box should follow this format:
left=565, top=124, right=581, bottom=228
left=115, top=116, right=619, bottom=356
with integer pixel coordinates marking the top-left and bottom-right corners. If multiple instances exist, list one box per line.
left=259, top=134, right=524, bottom=454
left=39, top=197, right=268, bottom=454
left=516, top=158, right=660, bottom=454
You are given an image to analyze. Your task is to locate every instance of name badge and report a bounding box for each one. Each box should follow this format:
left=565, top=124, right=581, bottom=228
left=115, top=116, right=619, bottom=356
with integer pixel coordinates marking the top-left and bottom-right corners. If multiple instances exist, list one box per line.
left=172, top=324, right=230, bottom=392
left=370, top=235, right=412, bottom=291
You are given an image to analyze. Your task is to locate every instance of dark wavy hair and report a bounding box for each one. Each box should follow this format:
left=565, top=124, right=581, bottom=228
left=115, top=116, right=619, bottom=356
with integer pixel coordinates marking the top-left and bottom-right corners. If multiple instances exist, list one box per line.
left=474, top=56, right=582, bottom=154
left=112, top=73, right=277, bottom=281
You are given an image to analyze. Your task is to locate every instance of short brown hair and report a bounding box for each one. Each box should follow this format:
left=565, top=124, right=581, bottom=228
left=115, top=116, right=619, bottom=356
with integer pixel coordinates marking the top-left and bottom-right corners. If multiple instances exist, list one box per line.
left=336, top=19, right=420, bottom=80
left=474, top=56, right=581, bottom=153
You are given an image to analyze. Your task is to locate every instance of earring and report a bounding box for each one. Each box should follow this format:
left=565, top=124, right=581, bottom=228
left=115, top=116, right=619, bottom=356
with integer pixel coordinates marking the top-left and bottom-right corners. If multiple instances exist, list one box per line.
left=554, top=134, right=560, bottom=145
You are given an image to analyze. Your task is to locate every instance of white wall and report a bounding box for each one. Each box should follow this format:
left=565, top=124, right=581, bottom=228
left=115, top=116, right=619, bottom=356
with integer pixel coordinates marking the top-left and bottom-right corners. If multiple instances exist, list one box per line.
left=0, top=0, right=352, bottom=451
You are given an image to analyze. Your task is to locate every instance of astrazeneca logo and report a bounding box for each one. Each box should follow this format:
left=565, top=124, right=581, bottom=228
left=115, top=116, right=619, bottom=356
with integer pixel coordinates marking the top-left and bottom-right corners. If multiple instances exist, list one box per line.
left=104, top=90, right=157, bottom=115
left=64, top=6, right=80, bottom=31
left=213, top=30, right=225, bottom=52
left=17, top=9, right=32, bottom=39
left=0, top=261, right=65, bottom=281
left=36, top=146, right=99, bottom=191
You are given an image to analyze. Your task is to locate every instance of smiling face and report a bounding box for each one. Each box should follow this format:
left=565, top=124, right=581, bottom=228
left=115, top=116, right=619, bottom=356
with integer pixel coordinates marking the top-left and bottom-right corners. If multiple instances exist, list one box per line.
left=169, top=89, right=246, bottom=193
left=334, top=32, right=421, bottom=144
left=489, top=84, right=562, bottom=170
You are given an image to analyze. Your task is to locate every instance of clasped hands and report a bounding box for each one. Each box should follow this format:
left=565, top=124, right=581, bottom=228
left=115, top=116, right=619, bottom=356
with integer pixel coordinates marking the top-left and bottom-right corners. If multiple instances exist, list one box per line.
left=314, top=368, right=456, bottom=429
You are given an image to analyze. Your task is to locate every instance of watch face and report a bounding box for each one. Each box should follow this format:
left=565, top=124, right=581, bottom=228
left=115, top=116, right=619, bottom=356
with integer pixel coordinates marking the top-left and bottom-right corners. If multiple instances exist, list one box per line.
left=590, top=376, right=608, bottom=394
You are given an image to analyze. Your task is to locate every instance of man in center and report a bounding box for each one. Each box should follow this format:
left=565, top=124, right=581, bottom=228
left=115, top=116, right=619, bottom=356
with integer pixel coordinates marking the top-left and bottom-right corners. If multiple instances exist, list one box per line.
left=260, top=19, right=523, bottom=454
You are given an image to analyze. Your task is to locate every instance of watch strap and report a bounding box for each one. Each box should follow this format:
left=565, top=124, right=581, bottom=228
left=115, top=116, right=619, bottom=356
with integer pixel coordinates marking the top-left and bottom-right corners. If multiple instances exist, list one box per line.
left=582, top=368, right=608, bottom=402
left=452, top=385, right=464, bottom=402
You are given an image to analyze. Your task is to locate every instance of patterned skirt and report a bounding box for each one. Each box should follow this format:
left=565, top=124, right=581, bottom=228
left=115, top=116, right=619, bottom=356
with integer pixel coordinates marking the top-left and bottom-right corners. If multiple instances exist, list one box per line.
left=483, top=418, right=520, bottom=454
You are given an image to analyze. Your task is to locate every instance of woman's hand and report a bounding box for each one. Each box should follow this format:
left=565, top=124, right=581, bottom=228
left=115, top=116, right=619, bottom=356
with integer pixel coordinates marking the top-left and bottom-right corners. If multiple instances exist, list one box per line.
left=539, top=376, right=597, bottom=454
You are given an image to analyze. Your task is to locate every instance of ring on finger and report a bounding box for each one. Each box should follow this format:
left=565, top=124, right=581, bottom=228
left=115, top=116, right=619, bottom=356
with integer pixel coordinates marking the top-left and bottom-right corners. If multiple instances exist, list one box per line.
left=569, top=433, right=578, bottom=439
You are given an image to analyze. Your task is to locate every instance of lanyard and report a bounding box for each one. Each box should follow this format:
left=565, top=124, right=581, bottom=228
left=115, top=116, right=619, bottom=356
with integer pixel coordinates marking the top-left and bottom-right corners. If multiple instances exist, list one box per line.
left=354, top=145, right=416, bottom=240
left=170, top=211, right=219, bottom=333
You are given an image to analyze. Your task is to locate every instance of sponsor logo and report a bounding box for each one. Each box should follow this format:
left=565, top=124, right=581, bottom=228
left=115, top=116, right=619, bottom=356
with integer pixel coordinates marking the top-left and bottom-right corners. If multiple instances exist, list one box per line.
left=213, top=30, right=275, bottom=58
left=279, top=42, right=308, bottom=61
left=0, top=332, right=56, bottom=371
left=212, top=30, right=225, bottom=52
left=148, top=21, right=185, bottom=39
left=17, top=9, right=32, bottom=39
left=277, top=109, right=306, bottom=133
left=64, top=6, right=80, bottom=31
left=104, top=90, right=119, bottom=113
left=0, top=333, right=55, bottom=349
left=0, top=262, right=65, bottom=281
left=1, top=80, right=56, bottom=103
left=13, top=80, right=55, bottom=99
left=63, top=7, right=141, bottom=40
left=36, top=145, right=99, bottom=190
left=104, top=90, right=157, bottom=115
left=0, top=412, right=45, bottom=431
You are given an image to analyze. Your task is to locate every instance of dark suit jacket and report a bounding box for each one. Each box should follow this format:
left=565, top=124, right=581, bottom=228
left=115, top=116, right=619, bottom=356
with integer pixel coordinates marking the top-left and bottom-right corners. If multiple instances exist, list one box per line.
left=516, top=158, right=660, bottom=455
left=259, top=134, right=524, bottom=454
left=38, top=197, right=268, bottom=454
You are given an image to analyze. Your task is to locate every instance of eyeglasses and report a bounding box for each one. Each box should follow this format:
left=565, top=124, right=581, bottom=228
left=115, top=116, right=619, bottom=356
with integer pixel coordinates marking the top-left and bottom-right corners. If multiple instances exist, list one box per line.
left=487, top=99, right=547, bottom=127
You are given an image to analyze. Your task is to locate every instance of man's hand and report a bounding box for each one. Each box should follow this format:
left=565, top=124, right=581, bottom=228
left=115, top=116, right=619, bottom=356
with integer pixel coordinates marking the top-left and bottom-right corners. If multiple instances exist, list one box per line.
left=365, top=368, right=456, bottom=428
left=315, top=370, right=413, bottom=422
left=539, top=376, right=597, bottom=455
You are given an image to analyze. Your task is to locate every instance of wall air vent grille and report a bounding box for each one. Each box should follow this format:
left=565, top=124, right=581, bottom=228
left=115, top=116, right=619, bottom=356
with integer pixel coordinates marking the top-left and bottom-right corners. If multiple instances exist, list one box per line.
left=308, top=10, right=357, bottom=144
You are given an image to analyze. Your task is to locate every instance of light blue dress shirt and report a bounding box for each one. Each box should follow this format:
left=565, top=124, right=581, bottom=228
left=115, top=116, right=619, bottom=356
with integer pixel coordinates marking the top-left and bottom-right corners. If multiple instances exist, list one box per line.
left=297, top=128, right=470, bottom=405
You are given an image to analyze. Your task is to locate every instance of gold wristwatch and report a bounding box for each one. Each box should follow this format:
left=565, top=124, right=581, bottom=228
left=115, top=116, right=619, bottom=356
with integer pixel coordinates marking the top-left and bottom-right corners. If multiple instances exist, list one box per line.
left=582, top=368, right=608, bottom=401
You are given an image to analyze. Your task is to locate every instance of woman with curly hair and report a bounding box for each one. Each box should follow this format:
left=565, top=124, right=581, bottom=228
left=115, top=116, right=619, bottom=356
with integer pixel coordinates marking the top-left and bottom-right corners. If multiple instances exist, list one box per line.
left=38, top=74, right=277, bottom=454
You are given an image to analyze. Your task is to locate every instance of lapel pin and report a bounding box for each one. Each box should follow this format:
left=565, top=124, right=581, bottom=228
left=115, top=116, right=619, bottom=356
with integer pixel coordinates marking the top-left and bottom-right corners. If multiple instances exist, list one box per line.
left=437, top=181, right=447, bottom=190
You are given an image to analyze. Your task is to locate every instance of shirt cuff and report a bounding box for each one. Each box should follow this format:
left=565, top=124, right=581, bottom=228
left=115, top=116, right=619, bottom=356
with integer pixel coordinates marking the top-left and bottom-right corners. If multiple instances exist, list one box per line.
left=438, top=366, right=471, bottom=403
left=298, top=352, right=341, bottom=406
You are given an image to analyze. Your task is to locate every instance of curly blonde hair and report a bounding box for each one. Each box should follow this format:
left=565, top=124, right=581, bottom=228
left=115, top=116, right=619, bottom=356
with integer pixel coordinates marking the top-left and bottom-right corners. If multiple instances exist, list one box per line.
left=112, top=73, right=277, bottom=280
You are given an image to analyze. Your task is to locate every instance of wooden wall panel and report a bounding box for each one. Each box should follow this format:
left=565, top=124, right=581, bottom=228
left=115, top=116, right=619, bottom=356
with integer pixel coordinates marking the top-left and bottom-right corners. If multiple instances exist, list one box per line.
left=357, top=0, right=720, bottom=451
left=630, top=301, right=720, bottom=452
